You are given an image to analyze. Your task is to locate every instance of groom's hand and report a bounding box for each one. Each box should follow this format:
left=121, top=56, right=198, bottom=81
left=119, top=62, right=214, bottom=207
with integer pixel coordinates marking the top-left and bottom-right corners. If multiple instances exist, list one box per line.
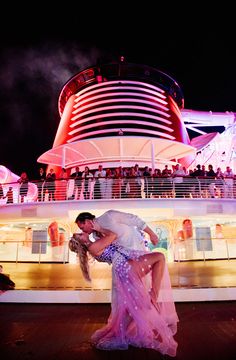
left=150, top=233, right=159, bottom=245
left=144, top=226, right=159, bottom=246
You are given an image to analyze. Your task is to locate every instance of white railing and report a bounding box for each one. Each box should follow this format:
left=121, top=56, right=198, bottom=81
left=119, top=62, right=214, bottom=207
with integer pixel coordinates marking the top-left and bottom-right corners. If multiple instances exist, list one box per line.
left=0, top=176, right=236, bottom=204
left=173, top=237, right=236, bottom=262
left=1, top=237, right=236, bottom=264
left=0, top=240, right=70, bottom=263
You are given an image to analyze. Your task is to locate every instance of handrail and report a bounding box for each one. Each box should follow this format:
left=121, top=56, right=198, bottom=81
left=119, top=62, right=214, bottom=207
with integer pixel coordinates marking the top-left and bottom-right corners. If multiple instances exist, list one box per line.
left=0, top=240, right=70, bottom=264
left=0, top=237, right=235, bottom=264
left=0, top=176, right=235, bottom=204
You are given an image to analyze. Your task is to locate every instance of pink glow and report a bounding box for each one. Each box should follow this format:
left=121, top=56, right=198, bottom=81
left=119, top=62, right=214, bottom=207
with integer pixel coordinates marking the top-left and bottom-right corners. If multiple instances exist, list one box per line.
left=75, top=80, right=165, bottom=99
left=68, top=128, right=176, bottom=142
left=73, top=92, right=169, bottom=111
left=0, top=165, right=37, bottom=203
left=70, top=112, right=172, bottom=129
left=71, top=104, right=170, bottom=122
left=68, top=119, right=173, bottom=137
left=75, top=85, right=167, bottom=104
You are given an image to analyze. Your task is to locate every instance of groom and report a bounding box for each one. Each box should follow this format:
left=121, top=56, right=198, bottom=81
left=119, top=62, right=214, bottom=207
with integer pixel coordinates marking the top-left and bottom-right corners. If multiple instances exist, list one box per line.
left=75, top=209, right=158, bottom=250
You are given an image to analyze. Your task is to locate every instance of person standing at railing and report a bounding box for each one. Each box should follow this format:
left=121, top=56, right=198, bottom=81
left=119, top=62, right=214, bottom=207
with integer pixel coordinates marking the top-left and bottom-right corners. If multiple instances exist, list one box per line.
left=17, top=172, right=29, bottom=203
left=120, top=167, right=130, bottom=198
left=94, top=165, right=106, bottom=199
left=143, top=166, right=152, bottom=198
left=223, top=166, right=234, bottom=198
left=57, top=168, right=68, bottom=200
left=104, top=168, right=113, bottom=199
left=127, top=166, right=140, bottom=198
left=81, top=166, right=93, bottom=200
left=44, top=168, right=56, bottom=201
left=161, top=166, right=172, bottom=198
left=215, top=167, right=225, bottom=198
left=4, top=186, right=14, bottom=204
left=206, top=164, right=216, bottom=198
left=190, top=164, right=206, bottom=198
left=172, top=164, right=185, bottom=198
left=152, top=169, right=162, bottom=198
left=112, top=167, right=123, bottom=199
left=134, top=163, right=142, bottom=198
left=36, top=167, right=46, bottom=202
left=70, top=166, right=83, bottom=200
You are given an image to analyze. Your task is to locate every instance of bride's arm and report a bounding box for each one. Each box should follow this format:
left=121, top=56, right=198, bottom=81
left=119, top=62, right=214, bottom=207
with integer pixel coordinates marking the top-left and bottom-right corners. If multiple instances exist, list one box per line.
left=88, top=221, right=117, bottom=256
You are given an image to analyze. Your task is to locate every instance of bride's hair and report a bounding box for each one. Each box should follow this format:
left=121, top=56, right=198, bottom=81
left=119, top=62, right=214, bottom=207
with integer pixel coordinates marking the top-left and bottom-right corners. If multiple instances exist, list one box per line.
left=77, top=242, right=91, bottom=282
left=69, top=237, right=91, bottom=282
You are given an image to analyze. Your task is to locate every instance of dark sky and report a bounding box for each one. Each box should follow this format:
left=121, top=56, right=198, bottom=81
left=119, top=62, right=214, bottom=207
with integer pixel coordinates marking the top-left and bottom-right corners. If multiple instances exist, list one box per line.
left=1, top=5, right=235, bottom=178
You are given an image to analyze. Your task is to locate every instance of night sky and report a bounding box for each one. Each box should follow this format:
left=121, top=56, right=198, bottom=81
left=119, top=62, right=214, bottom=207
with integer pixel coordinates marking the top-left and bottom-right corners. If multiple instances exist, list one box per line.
left=1, top=5, right=235, bottom=178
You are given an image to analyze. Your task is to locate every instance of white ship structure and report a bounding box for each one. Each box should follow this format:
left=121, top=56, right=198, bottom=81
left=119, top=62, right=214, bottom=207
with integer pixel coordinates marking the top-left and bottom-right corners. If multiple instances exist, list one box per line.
left=1, top=59, right=236, bottom=272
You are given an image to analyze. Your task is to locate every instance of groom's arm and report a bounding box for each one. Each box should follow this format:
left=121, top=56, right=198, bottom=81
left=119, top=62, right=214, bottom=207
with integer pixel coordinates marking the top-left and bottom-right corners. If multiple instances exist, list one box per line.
left=142, top=225, right=158, bottom=245
left=104, top=210, right=159, bottom=245
left=104, top=209, right=146, bottom=228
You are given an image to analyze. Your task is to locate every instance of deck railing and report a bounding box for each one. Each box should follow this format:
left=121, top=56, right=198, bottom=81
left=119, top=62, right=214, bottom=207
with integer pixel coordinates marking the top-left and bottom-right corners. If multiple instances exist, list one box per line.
left=0, top=237, right=236, bottom=264
left=0, top=176, right=235, bottom=204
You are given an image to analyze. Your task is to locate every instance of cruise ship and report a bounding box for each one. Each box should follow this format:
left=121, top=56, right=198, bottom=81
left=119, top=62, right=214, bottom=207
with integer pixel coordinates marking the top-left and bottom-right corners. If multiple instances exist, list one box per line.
left=1, top=59, right=236, bottom=303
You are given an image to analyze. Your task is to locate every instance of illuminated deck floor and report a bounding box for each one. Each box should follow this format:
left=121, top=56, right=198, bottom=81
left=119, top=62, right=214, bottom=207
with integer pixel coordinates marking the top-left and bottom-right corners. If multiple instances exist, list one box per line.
left=1, top=259, right=236, bottom=303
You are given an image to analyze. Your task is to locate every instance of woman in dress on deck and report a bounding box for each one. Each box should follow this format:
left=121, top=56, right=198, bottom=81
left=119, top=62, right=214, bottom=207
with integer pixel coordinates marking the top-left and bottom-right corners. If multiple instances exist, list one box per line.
left=69, top=221, right=178, bottom=357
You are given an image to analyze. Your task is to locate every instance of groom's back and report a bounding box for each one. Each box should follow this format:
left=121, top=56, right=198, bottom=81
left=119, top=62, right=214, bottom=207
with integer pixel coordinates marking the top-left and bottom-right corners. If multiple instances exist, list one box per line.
left=97, top=210, right=146, bottom=251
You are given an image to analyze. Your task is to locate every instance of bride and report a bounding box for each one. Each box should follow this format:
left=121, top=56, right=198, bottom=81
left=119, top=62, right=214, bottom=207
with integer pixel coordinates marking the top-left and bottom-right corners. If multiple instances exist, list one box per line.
left=69, top=221, right=178, bottom=357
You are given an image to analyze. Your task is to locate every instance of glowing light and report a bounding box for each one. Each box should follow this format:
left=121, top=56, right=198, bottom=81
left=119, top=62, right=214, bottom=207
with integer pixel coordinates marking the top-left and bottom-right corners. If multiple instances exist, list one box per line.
left=70, top=112, right=172, bottom=129
left=73, top=92, right=169, bottom=110
left=68, top=119, right=173, bottom=136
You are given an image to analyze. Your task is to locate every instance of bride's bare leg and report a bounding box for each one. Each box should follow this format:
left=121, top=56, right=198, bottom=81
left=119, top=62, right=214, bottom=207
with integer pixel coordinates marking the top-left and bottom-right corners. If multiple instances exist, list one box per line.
left=130, top=252, right=165, bottom=304
left=150, top=253, right=165, bottom=301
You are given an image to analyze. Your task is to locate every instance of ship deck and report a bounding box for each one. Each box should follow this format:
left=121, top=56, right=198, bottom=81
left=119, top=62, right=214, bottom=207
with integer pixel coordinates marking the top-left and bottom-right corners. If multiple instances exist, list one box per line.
left=0, top=298, right=236, bottom=360
left=1, top=259, right=236, bottom=359
left=1, top=258, right=236, bottom=303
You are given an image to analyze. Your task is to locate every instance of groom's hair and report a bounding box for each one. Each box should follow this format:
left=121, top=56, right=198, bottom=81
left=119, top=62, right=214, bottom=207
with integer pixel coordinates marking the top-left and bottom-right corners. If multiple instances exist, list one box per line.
left=75, top=212, right=95, bottom=223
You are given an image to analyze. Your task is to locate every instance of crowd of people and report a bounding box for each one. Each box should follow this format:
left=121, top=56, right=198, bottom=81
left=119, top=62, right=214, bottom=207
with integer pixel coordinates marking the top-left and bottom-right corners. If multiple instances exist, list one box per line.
left=42, top=163, right=236, bottom=201
left=1, top=163, right=236, bottom=203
